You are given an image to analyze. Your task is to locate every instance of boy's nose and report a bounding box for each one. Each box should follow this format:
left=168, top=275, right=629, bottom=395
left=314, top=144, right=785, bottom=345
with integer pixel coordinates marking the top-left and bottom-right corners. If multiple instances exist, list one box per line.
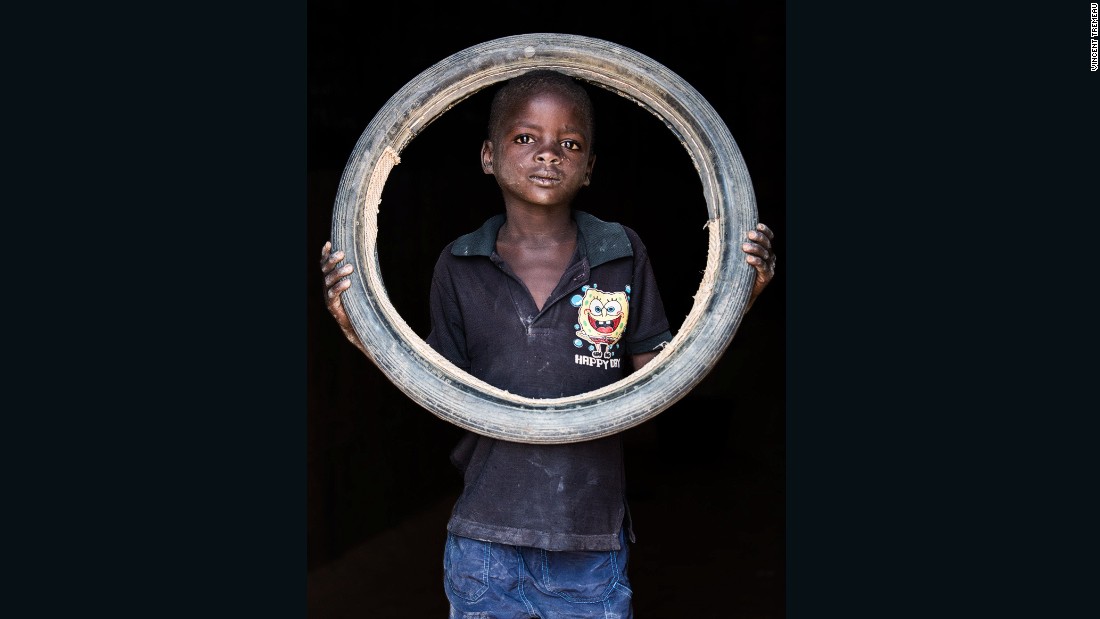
left=535, top=148, right=561, bottom=164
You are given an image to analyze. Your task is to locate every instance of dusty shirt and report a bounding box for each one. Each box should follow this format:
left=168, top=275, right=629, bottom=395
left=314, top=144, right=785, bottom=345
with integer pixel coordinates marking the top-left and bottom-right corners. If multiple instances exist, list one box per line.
left=426, top=210, right=672, bottom=551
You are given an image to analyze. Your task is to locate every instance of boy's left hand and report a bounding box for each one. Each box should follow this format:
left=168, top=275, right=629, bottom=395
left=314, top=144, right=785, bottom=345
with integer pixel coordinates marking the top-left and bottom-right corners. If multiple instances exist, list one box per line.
left=742, top=222, right=776, bottom=300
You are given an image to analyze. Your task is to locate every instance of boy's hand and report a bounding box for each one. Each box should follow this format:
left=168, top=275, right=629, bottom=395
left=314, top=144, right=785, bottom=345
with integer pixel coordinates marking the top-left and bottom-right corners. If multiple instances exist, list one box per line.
left=320, top=241, right=367, bottom=353
left=741, top=222, right=776, bottom=302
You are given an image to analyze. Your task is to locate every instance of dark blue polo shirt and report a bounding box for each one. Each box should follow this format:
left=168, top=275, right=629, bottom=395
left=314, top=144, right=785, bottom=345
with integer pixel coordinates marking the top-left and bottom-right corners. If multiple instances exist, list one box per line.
left=426, top=210, right=672, bottom=551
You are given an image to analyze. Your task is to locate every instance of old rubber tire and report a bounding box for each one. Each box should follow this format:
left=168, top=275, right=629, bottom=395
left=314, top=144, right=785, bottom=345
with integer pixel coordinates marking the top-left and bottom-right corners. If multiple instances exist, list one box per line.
left=331, top=33, right=758, bottom=444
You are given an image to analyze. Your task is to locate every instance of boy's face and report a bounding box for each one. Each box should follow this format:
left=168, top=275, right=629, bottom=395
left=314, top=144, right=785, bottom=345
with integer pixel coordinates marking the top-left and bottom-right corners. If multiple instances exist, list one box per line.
left=481, top=90, right=596, bottom=210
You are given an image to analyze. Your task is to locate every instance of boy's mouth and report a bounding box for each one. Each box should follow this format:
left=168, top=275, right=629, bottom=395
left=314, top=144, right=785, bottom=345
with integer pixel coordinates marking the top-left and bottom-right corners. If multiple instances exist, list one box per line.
left=529, top=170, right=562, bottom=185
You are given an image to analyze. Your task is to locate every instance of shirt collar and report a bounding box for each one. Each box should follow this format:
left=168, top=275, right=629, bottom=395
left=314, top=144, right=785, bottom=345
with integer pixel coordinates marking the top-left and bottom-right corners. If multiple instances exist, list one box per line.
left=450, top=210, right=632, bottom=268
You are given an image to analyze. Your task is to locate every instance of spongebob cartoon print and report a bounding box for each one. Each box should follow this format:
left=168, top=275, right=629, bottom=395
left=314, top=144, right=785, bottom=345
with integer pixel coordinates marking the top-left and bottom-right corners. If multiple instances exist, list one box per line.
left=571, top=285, right=630, bottom=362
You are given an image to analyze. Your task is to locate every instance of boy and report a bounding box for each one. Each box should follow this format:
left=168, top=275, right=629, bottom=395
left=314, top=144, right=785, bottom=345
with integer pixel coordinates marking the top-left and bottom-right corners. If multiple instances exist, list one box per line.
left=321, top=70, right=775, bottom=618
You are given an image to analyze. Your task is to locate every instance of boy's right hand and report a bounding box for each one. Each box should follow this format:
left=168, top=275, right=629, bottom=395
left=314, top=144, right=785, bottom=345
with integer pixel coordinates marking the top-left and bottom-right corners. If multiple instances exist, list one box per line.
left=320, top=241, right=367, bottom=353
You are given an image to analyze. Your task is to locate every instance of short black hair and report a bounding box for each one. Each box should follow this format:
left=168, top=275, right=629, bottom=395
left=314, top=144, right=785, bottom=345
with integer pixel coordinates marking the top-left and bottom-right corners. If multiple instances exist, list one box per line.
left=487, top=70, right=596, bottom=151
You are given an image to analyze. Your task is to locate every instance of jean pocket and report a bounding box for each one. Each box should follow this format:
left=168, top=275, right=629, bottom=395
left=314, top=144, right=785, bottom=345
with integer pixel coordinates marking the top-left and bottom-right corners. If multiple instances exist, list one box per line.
left=528, top=546, right=622, bottom=603
left=443, top=533, right=491, bottom=602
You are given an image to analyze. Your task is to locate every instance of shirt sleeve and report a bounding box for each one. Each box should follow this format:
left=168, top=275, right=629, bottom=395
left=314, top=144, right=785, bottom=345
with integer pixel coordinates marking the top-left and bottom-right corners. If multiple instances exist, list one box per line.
left=424, top=249, right=471, bottom=370
left=621, top=227, right=673, bottom=355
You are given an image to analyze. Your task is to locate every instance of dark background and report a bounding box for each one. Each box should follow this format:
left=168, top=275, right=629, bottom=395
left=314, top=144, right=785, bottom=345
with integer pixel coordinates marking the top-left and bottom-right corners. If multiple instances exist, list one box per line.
left=307, top=1, right=785, bottom=617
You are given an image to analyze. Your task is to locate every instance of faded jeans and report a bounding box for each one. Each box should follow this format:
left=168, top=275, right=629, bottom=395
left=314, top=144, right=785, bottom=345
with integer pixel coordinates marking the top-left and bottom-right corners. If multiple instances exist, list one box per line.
left=444, top=530, right=633, bottom=619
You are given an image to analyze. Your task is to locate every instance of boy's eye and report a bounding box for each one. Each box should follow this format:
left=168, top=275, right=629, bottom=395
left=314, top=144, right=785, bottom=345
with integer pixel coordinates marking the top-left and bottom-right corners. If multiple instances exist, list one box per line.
left=561, top=140, right=581, bottom=151
left=514, top=135, right=534, bottom=144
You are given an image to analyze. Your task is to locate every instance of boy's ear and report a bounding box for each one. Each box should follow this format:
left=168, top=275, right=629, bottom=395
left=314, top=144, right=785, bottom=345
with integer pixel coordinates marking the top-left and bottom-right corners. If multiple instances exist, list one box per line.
left=583, top=154, right=597, bottom=187
left=480, top=140, right=494, bottom=175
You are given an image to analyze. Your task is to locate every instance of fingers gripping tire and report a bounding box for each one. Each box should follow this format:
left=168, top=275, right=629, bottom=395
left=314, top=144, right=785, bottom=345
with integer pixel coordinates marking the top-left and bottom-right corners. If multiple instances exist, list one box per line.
left=331, top=33, right=758, bottom=444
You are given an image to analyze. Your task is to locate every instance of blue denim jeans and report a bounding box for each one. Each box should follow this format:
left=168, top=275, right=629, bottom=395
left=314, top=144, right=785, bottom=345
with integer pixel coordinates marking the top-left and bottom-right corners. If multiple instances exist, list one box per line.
left=443, top=531, right=633, bottom=619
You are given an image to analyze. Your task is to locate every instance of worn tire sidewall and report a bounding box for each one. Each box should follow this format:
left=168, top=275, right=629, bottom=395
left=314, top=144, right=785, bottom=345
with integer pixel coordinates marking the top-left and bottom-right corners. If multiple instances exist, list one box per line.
left=331, top=33, right=757, bottom=444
